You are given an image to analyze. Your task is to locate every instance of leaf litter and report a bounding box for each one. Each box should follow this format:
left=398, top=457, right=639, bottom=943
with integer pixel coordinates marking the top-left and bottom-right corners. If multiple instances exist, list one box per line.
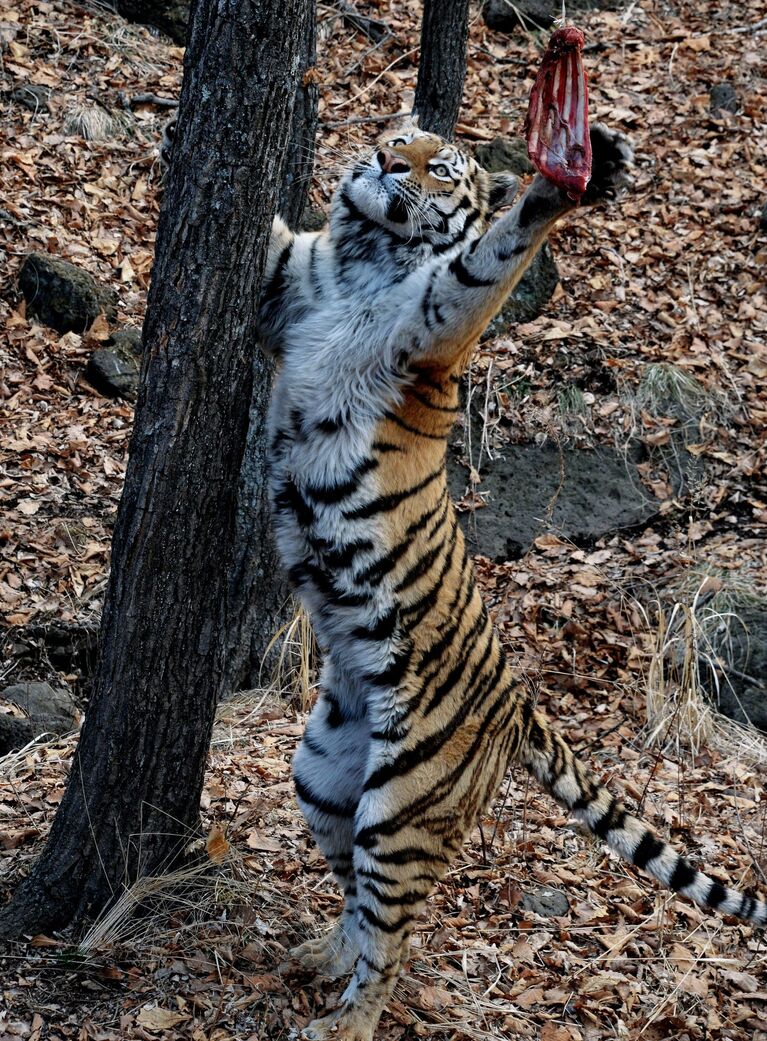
left=1, top=0, right=767, bottom=1038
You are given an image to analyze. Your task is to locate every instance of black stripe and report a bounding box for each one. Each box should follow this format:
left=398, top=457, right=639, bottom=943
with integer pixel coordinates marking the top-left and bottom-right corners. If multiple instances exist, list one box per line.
left=358, top=905, right=413, bottom=934
left=706, top=880, right=727, bottom=909
left=342, top=462, right=444, bottom=520
left=352, top=604, right=399, bottom=641
left=739, top=893, right=755, bottom=920
left=372, top=439, right=403, bottom=454
left=302, top=731, right=328, bottom=757
left=408, top=366, right=450, bottom=395
left=409, top=388, right=460, bottom=414
left=316, top=416, right=342, bottom=433
left=632, top=831, right=666, bottom=870
left=273, top=478, right=313, bottom=527
left=361, top=882, right=427, bottom=907
left=369, top=847, right=449, bottom=866
left=357, top=868, right=398, bottom=886
left=294, top=775, right=356, bottom=818
left=315, top=537, right=374, bottom=569
left=591, top=798, right=628, bottom=840
left=261, top=241, right=293, bottom=308
left=383, top=410, right=450, bottom=441
left=363, top=644, right=412, bottom=688
left=356, top=538, right=412, bottom=585
left=309, top=236, right=323, bottom=297
left=669, top=859, right=697, bottom=892
left=449, top=254, right=495, bottom=288
left=305, top=458, right=378, bottom=504
left=394, top=540, right=443, bottom=594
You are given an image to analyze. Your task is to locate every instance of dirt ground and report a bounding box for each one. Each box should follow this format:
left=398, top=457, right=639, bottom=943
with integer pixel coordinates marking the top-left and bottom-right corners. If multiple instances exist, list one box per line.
left=1, top=0, right=767, bottom=1038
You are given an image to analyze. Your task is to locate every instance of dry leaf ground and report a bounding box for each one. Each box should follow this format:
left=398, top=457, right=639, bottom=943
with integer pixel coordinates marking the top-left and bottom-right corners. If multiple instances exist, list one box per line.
left=2, top=0, right=767, bottom=1038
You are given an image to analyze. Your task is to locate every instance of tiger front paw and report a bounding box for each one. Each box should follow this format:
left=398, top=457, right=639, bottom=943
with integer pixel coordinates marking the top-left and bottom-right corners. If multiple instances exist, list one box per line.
left=581, top=123, right=634, bottom=205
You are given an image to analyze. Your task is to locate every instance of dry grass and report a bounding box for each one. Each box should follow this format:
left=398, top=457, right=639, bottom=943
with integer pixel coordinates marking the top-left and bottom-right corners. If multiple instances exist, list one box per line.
left=641, top=577, right=767, bottom=767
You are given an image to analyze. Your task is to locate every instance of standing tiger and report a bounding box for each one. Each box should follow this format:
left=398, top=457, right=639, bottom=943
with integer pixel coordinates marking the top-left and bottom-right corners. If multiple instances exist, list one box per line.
left=253, top=123, right=767, bottom=1041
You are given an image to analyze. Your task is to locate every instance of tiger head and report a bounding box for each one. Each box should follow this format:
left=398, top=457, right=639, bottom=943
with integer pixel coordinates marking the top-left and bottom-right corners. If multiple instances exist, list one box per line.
left=335, top=124, right=519, bottom=246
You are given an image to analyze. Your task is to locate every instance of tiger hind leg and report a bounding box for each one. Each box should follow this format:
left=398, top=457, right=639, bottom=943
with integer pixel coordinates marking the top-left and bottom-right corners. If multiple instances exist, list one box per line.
left=301, top=711, right=510, bottom=1041
left=291, top=687, right=369, bottom=977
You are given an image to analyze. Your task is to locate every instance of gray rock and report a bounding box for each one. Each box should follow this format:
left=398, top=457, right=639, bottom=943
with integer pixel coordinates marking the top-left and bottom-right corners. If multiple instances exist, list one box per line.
left=85, top=327, right=143, bottom=399
left=483, top=0, right=559, bottom=31
left=483, top=243, right=559, bottom=337
left=521, top=887, right=570, bottom=917
left=302, top=207, right=328, bottom=232
left=709, top=82, right=739, bottom=115
left=106, top=326, right=143, bottom=355
left=0, top=716, right=37, bottom=757
left=483, top=0, right=610, bottom=32
left=476, top=137, right=534, bottom=178
left=449, top=441, right=654, bottom=561
left=19, top=252, right=118, bottom=334
left=1, top=681, right=77, bottom=724
left=0, top=681, right=77, bottom=754
left=11, top=83, right=52, bottom=113
left=707, top=607, right=767, bottom=734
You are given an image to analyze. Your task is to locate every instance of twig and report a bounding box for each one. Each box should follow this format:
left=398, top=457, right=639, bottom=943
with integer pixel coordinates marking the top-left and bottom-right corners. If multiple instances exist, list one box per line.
left=130, top=93, right=179, bottom=109
left=339, top=1, right=392, bottom=44
left=320, top=110, right=410, bottom=129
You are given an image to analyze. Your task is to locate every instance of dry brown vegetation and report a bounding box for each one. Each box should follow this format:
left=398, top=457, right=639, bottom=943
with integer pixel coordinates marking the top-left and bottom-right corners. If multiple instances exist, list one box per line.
left=1, top=0, right=767, bottom=1038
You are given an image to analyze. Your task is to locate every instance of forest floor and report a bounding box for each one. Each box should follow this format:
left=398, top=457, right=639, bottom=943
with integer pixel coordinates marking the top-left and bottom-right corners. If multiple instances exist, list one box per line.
left=2, top=0, right=767, bottom=1038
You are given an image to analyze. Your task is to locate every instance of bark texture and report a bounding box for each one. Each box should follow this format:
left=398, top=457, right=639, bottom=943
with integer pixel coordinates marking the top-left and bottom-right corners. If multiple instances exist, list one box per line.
left=0, top=0, right=313, bottom=939
left=413, top=0, right=470, bottom=140
left=224, top=3, right=319, bottom=692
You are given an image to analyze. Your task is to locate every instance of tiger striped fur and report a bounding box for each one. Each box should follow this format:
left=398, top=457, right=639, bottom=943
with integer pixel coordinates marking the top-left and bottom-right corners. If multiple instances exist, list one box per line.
left=258, top=124, right=766, bottom=1041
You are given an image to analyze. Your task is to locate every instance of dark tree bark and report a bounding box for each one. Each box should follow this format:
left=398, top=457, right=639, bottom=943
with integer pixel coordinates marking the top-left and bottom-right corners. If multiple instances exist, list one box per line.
left=223, top=5, right=318, bottom=693
left=0, top=0, right=314, bottom=939
left=413, top=0, right=471, bottom=140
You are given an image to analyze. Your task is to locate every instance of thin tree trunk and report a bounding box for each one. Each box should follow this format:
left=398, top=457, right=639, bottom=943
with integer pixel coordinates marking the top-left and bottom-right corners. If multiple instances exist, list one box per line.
left=0, top=0, right=314, bottom=940
left=413, top=0, right=471, bottom=140
left=223, top=5, right=318, bottom=694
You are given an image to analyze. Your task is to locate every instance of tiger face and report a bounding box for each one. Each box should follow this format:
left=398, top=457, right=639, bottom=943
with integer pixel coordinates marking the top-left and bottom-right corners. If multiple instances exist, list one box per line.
left=340, top=126, right=519, bottom=242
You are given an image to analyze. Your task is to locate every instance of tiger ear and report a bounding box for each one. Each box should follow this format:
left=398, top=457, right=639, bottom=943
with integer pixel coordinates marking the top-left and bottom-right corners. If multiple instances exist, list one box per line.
left=487, top=172, right=519, bottom=213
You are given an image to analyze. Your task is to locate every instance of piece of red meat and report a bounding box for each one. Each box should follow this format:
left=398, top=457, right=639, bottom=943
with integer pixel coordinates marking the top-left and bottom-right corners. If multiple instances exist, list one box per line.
left=524, top=26, right=592, bottom=200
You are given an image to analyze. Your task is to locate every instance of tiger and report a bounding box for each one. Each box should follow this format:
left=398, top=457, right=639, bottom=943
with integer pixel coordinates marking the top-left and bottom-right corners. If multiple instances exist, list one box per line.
left=228, top=121, right=767, bottom=1041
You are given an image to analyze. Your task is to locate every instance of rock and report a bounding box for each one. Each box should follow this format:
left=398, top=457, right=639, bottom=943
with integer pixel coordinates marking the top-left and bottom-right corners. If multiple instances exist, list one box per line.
left=483, top=243, right=559, bottom=336
left=19, top=252, right=118, bottom=334
left=0, top=716, right=37, bottom=757
left=476, top=137, right=534, bottom=178
left=483, top=0, right=559, bottom=31
left=1, top=681, right=77, bottom=723
left=11, top=83, right=52, bottom=113
left=302, top=207, right=328, bottom=232
left=709, top=82, right=739, bottom=115
left=449, top=441, right=654, bottom=561
left=483, top=0, right=610, bottom=33
left=85, top=327, right=143, bottom=399
left=706, top=607, right=767, bottom=733
left=0, top=681, right=78, bottom=754
left=521, top=887, right=570, bottom=917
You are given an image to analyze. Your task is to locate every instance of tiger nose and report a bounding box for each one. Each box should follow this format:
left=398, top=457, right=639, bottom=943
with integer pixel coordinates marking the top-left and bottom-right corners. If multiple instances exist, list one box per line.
left=377, top=149, right=410, bottom=175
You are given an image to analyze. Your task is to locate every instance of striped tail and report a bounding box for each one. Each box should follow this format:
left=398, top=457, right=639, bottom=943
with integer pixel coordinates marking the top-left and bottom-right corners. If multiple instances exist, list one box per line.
left=516, top=707, right=767, bottom=926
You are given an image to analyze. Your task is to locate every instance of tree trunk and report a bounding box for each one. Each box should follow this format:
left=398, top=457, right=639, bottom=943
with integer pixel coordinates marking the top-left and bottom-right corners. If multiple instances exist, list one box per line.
left=413, top=0, right=470, bottom=140
left=223, top=7, right=318, bottom=693
left=0, top=0, right=314, bottom=940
